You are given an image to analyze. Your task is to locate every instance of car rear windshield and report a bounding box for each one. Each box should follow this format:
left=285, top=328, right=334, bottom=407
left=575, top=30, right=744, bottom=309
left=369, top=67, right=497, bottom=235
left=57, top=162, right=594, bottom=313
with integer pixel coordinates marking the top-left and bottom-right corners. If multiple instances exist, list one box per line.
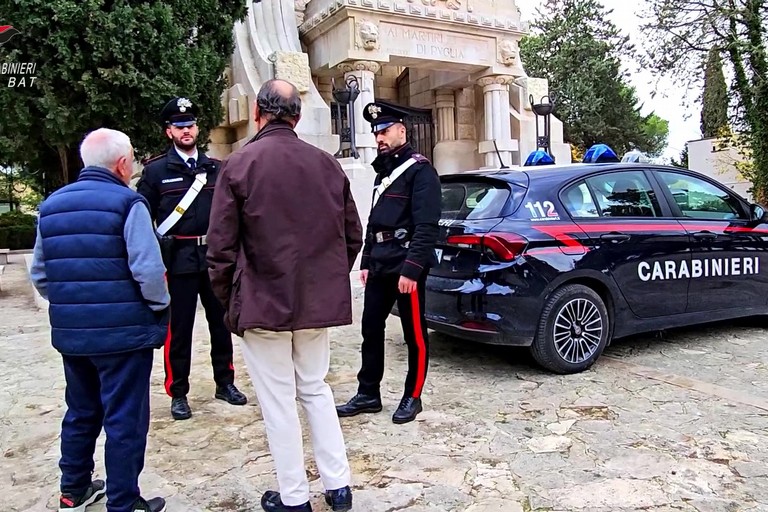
left=441, top=180, right=519, bottom=220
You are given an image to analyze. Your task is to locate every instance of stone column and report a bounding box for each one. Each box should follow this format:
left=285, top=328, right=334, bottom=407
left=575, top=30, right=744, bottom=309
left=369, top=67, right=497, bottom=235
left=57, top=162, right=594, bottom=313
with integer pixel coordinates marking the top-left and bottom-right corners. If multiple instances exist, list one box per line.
left=477, top=75, right=517, bottom=168
left=433, top=89, right=476, bottom=173
left=337, top=60, right=381, bottom=164
left=435, top=89, right=456, bottom=142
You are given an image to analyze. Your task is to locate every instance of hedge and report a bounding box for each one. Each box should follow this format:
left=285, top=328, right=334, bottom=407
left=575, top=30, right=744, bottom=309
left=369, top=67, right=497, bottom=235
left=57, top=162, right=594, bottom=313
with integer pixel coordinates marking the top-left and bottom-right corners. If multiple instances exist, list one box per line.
left=0, top=211, right=37, bottom=250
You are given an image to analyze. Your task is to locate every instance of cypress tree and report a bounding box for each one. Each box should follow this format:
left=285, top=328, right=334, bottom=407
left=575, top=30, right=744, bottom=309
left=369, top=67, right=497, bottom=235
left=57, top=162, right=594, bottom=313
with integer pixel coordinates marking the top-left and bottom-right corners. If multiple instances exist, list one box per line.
left=700, top=48, right=729, bottom=138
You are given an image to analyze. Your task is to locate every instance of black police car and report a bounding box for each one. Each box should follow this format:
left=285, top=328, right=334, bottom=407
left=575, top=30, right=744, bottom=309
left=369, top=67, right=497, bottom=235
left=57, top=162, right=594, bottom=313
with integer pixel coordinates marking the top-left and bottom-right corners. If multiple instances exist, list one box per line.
left=419, top=161, right=768, bottom=374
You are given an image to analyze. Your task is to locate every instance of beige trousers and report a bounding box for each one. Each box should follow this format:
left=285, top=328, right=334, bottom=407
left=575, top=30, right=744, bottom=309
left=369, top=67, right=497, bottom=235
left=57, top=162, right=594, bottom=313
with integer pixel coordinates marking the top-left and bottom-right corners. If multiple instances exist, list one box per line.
left=240, top=327, right=351, bottom=506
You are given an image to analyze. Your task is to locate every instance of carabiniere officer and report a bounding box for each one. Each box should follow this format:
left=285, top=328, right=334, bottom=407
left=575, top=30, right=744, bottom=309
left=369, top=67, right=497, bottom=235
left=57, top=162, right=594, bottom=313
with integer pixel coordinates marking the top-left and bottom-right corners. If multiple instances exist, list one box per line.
left=336, top=101, right=442, bottom=424
left=136, top=97, right=248, bottom=420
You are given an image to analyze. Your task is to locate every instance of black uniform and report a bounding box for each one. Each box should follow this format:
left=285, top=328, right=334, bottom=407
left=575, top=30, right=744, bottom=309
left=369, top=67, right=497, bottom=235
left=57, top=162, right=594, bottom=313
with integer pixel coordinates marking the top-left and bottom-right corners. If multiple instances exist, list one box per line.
left=136, top=97, right=245, bottom=416
left=337, top=101, right=442, bottom=424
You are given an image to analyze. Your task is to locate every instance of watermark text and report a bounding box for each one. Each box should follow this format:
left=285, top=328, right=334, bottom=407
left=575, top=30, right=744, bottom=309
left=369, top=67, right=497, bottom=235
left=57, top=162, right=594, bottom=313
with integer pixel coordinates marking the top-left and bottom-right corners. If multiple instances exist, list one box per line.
left=2, top=62, right=37, bottom=87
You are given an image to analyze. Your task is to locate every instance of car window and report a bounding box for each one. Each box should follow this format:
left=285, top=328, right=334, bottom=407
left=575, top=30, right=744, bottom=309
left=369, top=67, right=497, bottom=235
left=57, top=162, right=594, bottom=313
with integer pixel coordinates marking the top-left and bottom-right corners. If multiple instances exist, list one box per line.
left=656, top=171, right=746, bottom=220
left=561, top=181, right=600, bottom=218
left=441, top=181, right=514, bottom=220
left=585, top=171, right=661, bottom=217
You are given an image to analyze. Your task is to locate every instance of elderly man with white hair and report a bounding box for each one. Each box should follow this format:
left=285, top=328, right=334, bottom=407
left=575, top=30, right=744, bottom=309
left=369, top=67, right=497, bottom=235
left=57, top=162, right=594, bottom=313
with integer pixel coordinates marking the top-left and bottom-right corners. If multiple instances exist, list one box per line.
left=30, top=128, right=170, bottom=512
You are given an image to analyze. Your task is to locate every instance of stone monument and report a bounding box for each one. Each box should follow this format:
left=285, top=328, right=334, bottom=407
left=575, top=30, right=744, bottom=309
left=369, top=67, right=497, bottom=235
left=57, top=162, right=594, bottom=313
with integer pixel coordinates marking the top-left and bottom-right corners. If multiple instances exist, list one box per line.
left=211, top=0, right=571, bottom=267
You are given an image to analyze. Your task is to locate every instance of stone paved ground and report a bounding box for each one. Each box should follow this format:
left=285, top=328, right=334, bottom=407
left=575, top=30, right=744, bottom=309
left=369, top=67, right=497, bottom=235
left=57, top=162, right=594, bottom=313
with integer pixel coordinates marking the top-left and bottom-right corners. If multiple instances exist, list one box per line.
left=2, top=252, right=768, bottom=512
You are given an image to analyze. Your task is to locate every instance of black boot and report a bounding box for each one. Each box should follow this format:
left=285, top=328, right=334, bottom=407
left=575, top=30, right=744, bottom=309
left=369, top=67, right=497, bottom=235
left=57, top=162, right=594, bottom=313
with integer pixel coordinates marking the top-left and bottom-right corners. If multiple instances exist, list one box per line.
left=324, top=485, right=352, bottom=511
left=336, top=393, right=382, bottom=417
left=171, top=397, right=191, bottom=420
left=392, top=397, right=422, bottom=424
left=260, top=491, right=312, bottom=511
left=215, top=383, right=248, bottom=405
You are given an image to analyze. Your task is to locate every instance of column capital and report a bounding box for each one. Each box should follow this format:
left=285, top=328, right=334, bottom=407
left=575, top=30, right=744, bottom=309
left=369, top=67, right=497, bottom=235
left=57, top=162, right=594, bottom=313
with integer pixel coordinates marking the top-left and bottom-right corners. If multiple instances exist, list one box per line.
left=435, top=89, right=456, bottom=110
left=475, top=75, right=516, bottom=87
left=337, top=60, right=381, bottom=74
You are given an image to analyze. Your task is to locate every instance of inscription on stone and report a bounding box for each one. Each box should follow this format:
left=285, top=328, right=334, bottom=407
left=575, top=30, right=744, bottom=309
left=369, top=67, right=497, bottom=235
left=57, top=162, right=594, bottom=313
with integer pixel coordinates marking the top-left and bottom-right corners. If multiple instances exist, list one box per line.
left=379, top=22, right=492, bottom=65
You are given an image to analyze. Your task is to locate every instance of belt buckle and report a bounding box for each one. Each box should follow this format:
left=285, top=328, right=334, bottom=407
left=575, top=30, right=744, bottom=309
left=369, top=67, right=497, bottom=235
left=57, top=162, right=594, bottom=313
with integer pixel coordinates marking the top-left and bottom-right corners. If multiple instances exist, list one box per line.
left=375, top=232, right=384, bottom=243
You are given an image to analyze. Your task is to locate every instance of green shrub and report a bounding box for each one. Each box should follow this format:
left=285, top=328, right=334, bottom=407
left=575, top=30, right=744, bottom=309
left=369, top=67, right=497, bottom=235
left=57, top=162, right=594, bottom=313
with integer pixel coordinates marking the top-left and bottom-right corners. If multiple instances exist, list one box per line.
left=0, top=211, right=37, bottom=249
left=0, top=210, right=37, bottom=227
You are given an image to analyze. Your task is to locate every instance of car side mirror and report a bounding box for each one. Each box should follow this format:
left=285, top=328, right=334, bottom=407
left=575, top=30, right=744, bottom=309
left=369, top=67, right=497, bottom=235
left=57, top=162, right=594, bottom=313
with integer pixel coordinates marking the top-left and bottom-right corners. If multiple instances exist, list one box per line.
left=750, top=203, right=766, bottom=222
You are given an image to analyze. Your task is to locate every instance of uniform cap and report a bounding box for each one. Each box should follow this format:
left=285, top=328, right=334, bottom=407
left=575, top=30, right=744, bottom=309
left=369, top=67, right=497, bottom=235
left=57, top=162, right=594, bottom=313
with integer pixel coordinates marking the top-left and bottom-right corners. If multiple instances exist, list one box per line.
left=362, top=101, right=409, bottom=133
left=583, top=143, right=620, bottom=163
left=160, top=97, right=199, bottom=127
left=524, top=150, right=556, bottom=166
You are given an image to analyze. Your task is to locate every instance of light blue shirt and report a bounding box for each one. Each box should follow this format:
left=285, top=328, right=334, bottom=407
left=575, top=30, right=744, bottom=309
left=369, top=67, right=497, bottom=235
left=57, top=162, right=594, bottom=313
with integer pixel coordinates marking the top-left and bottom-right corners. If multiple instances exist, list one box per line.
left=175, top=146, right=199, bottom=168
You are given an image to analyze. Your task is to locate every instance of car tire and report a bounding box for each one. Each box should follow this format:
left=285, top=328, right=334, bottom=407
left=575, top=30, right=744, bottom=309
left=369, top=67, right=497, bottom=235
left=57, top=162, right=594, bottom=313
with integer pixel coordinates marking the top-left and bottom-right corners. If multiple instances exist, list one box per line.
left=530, top=284, right=610, bottom=374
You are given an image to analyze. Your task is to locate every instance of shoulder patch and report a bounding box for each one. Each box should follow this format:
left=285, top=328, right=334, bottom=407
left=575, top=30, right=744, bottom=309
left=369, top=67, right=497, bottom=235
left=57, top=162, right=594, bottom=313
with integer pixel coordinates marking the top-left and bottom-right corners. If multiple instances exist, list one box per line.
left=412, top=153, right=430, bottom=163
left=141, top=153, right=165, bottom=166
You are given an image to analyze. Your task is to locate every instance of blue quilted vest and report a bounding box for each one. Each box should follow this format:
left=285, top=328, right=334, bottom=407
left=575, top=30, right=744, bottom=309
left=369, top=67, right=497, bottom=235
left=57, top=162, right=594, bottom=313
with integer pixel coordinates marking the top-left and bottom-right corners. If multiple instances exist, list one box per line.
left=38, top=167, right=169, bottom=356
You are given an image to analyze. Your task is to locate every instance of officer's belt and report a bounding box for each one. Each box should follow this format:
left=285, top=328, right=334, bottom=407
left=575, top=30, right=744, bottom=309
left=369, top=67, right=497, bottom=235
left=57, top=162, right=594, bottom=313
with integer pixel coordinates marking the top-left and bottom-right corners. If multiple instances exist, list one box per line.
left=374, top=229, right=409, bottom=243
left=171, top=234, right=208, bottom=246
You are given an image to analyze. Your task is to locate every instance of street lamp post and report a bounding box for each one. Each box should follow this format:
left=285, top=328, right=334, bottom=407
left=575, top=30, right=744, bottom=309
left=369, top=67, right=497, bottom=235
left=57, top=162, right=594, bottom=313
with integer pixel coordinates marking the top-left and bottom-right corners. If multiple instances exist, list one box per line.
left=530, top=93, right=556, bottom=158
left=332, top=75, right=361, bottom=159
left=1, top=166, right=15, bottom=212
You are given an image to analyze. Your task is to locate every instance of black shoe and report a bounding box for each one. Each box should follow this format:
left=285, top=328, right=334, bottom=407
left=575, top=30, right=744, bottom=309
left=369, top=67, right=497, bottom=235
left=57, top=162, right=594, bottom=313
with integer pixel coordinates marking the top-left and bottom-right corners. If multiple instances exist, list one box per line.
left=215, top=383, right=248, bottom=405
left=260, top=490, right=312, bottom=511
left=171, top=397, right=192, bottom=420
left=131, top=497, right=167, bottom=512
left=59, top=479, right=106, bottom=512
left=324, top=485, right=352, bottom=511
left=336, top=393, right=383, bottom=417
left=392, top=397, right=422, bottom=424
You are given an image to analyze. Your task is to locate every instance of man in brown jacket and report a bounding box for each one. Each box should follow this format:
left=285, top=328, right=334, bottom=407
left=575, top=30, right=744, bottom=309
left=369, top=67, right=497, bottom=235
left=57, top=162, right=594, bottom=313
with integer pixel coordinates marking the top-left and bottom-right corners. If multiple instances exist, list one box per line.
left=207, top=79, right=363, bottom=512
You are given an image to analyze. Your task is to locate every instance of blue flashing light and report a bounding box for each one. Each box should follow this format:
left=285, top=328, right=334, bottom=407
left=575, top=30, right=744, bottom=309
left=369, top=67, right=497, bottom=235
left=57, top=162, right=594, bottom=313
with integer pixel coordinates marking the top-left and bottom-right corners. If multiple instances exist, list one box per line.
left=583, top=144, right=620, bottom=163
left=524, top=150, right=555, bottom=166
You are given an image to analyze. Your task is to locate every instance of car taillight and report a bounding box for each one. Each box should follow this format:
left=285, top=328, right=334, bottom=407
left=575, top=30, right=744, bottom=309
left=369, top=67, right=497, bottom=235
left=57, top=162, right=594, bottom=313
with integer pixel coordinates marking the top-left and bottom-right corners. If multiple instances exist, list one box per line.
left=459, top=319, right=498, bottom=332
left=446, top=232, right=528, bottom=261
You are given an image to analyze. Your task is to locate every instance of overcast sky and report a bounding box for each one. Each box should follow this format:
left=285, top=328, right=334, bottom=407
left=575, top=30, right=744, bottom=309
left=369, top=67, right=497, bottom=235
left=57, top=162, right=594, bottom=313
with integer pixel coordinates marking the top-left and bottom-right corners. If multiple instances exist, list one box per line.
left=516, top=0, right=702, bottom=161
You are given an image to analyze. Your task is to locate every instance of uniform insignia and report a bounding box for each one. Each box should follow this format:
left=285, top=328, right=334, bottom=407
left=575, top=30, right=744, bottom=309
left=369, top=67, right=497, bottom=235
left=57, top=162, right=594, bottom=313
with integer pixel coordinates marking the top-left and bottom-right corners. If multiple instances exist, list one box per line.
left=367, top=104, right=381, bottom=119
left=162, top=177, right=184, bottom=184
left=412, top=153, right=430, bottom=163
left=141, top=153, right=165, bottom=165
left=177, top=97, right=193, bottom=113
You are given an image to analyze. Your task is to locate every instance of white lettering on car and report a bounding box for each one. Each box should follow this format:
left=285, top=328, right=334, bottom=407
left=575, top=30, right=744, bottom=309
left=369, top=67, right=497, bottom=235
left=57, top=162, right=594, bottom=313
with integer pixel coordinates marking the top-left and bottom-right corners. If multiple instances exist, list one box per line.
left=637, top=256, right=761, bottom=281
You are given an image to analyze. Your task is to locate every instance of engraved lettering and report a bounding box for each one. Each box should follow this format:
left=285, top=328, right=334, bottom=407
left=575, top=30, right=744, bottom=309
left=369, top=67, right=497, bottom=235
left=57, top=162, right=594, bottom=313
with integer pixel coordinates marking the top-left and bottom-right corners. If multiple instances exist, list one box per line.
left=380, top=23, right=489, bottom=65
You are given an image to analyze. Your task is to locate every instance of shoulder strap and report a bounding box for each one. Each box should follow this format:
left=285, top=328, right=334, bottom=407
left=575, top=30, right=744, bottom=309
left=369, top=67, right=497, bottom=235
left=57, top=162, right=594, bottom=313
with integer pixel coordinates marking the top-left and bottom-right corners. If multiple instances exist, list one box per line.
left=372, top=157, right=417, bottom=208
left=156, top=172, right=207, bottom=236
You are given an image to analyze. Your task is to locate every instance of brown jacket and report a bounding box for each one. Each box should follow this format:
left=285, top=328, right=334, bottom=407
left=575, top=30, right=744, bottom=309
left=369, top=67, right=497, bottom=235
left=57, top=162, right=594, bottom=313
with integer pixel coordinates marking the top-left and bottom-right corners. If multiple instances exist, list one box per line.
left=207, top=121, right=364, bottom=334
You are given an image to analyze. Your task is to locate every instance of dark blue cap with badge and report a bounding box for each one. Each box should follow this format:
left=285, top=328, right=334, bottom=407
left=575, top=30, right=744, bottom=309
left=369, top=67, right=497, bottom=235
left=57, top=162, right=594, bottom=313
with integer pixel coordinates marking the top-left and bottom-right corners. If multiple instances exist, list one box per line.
left=160, top=97, right=199, bottom=127
left=363, top=101, right=409, bottom=134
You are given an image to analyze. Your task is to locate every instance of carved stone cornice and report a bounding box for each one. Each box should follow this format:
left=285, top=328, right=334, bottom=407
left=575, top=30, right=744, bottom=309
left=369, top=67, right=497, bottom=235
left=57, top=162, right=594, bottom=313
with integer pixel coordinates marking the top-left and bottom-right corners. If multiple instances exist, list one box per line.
left=476, top=75, right=516, bottom=87
left=294, top=0, right=311, bottom=24
left=299, top=0, right=529, bottom=36
left=337, top=60, right=382, bottom=73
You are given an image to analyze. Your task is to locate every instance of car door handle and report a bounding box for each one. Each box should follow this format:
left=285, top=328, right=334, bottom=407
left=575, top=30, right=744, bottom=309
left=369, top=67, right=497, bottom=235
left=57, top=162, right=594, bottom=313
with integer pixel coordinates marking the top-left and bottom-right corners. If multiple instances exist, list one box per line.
left=600, top=232, right=631, bottom=243
left=693, top=231, right=718, bottom=240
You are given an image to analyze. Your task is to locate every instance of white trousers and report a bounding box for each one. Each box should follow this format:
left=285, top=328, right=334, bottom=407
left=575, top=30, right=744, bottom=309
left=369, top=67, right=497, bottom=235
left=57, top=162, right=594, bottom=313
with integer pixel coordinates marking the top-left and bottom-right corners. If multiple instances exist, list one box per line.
left=240, top=327, right=351, bottom=506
